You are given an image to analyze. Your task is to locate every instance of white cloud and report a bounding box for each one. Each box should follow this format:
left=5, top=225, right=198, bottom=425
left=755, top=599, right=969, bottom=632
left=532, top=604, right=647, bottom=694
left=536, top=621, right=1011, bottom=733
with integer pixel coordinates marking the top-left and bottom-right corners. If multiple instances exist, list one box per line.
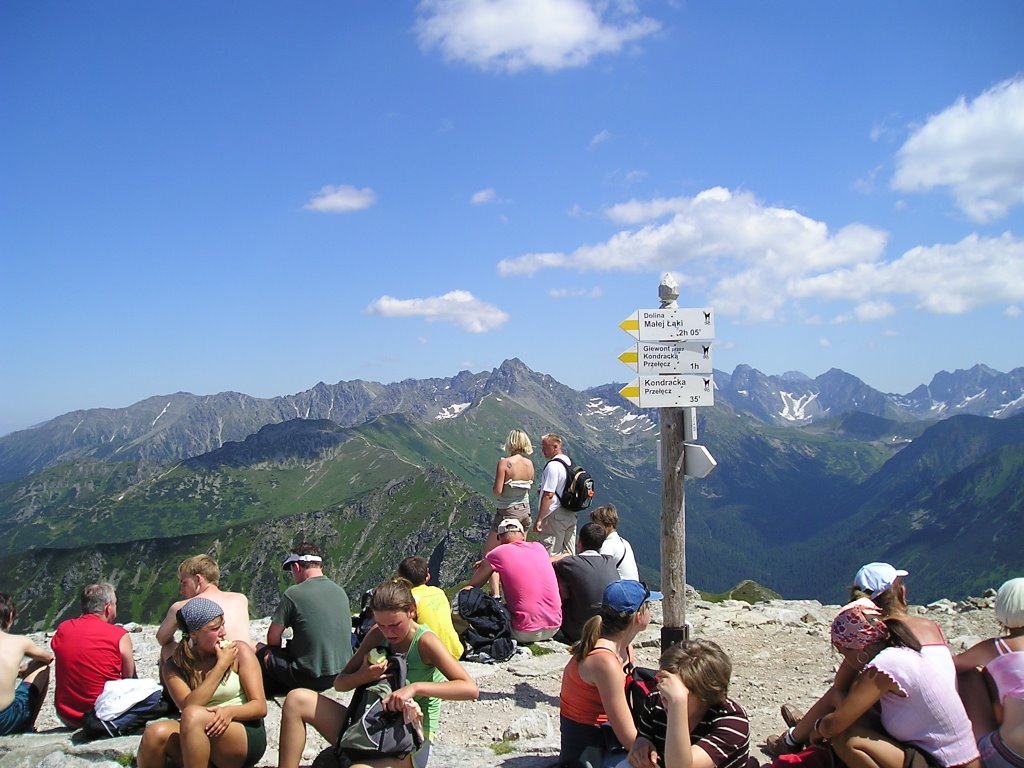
left=819, top=337, right=831, bottom=347
left=471, top=187, right=496, bottom=205
left=415, top=0, right=661, bottom=73
left=499, top=186, right=1024, bottom=323
left=499, top=187, right=889, bottom=322
left=589, top=129, right=611, bottom=149
left=365, top=290, right=509, bottom=333
left=892, top=77, right=1024, bottom=222
left=303, top=185, right=377, bottom=213
left=790, top=232, right=1024, bottom=314
left=853, top=300, right=895, bottom=321
left=548, top=287, right=603, bottom=299
left=1007, top=305, right=1022, bottom=318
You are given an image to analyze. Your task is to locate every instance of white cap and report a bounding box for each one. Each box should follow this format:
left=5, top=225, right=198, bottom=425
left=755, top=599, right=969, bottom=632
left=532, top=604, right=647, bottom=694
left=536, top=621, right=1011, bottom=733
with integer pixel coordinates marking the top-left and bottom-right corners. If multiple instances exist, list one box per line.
left=497, top=518, right=524, bottom=534
left=282, top=553, right=323, bottom=570
left=854, top=562, right=908, bottom=598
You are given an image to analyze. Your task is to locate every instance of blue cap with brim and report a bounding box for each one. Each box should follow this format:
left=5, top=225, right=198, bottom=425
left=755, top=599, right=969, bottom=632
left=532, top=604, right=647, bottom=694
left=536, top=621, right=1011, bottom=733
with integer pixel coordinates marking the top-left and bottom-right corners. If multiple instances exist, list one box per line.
left=602, top=580, right=663, bottom=614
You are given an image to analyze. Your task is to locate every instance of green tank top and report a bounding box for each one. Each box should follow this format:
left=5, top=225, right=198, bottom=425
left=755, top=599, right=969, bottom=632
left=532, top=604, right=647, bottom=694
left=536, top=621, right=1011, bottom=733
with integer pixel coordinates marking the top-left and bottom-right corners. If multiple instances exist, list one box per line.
left=387, top=623, right=444, bottom=739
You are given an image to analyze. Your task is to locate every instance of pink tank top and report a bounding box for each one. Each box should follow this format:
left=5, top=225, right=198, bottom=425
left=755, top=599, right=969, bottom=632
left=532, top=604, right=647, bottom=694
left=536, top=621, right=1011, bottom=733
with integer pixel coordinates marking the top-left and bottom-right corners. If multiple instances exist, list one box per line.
left=988, top=638, right=1024, bottom=702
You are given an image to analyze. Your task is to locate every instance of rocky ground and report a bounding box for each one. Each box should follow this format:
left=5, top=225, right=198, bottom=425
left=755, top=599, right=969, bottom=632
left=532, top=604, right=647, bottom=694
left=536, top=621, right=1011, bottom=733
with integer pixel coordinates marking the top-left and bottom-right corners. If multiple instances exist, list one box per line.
left=0, top=592, right=1001, bottom=768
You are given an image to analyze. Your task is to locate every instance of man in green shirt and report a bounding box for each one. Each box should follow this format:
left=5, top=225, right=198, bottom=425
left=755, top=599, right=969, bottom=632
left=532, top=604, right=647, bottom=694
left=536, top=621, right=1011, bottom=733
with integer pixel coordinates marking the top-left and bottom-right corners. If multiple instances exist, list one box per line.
left=255, top=543, right=352, bottom=695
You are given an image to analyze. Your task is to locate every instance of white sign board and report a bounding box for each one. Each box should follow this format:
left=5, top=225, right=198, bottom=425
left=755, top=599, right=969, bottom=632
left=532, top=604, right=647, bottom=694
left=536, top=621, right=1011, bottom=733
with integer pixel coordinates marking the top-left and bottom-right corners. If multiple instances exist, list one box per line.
left=620, top=308, right=715, bottom=342
left=619, top=342, right=713, bottom=375
left=619, top=375, right=715, bottom=408
left=683, top=443, right=718, bottom=479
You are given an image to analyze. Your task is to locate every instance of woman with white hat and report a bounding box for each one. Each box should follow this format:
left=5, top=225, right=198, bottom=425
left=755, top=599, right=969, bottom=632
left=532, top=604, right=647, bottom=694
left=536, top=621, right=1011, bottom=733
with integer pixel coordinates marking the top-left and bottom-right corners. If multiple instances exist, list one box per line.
left=767, top=563, right=949, bottom=756
left=813, top=601, right=979, bottom=768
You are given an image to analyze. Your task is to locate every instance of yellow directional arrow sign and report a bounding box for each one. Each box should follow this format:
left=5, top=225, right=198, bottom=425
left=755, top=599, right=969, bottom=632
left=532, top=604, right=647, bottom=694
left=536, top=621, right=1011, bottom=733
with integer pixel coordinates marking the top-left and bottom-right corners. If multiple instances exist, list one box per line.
left=620, top=308, right=714, bottom=341
left=619, top=375, right=715, bottom=408
left=619, top=342, right=713, bottom=374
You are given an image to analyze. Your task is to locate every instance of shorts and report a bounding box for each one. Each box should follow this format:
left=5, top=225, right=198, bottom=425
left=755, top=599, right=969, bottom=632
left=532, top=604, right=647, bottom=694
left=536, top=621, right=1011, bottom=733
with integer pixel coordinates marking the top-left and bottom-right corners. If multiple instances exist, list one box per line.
left=0, top=682, right=38, bottom=736
left=490, top=504, right=531, bottom=533
left=411, top=739, right=432, bottom=768
left=256, top=645, right=337, bottom=696
left=979, top=730, right=1024, bottom=768
left=559, top=716, right=625, bottom=768
left=241, top=718, right=267, bottom=768
left=512, top=626, right=559, bottom=644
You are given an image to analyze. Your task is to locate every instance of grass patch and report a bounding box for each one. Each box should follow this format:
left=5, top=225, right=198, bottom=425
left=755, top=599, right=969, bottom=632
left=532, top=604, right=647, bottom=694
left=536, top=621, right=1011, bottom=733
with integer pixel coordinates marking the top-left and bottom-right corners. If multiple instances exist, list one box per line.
left=527, top=643, right=556, bottom=656
left=116, top=753, right=134, bottom=767
left=490, top=740, right=514, bottom=755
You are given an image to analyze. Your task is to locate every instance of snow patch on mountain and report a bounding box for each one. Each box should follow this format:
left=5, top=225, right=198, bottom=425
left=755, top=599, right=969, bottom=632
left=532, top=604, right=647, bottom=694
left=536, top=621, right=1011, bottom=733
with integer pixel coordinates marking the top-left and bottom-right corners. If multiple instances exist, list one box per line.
left=434, top=402, right=470, bottom=420
left=584, top=397, right=655, bottom=435
left=993, top=393, right=1024, bottom=417
left=778, top=391, right=818, bottom=422
left=956, top=391, right=986, bottom=408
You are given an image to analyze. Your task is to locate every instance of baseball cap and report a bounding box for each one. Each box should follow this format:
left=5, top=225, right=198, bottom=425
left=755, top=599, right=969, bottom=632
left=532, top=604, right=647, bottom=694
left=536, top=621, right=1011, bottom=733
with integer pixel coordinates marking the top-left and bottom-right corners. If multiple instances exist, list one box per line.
left=854, top=562, right=908, bottom=598
left=602, top=580, right=663, bottom=614
left=281, top=553, right=324, bottom=570
left=497, top=518, right=524, bottom=534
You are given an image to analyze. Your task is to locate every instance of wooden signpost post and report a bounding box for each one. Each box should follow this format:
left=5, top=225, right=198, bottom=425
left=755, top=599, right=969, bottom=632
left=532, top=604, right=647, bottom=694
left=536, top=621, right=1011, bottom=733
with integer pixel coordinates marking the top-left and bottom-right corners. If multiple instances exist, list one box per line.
left=619, top=275, right=717, bottom=651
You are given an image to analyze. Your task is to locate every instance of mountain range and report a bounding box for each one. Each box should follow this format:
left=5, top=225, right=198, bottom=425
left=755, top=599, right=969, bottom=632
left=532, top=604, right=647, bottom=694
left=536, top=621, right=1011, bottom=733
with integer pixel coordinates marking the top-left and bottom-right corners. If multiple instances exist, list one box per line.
left=1, top=359, right=1021, bottom=629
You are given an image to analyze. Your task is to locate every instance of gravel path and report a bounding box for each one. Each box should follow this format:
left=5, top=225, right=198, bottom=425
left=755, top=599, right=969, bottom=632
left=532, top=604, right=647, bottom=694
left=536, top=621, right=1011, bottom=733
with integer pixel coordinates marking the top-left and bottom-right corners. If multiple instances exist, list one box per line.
left=0, top=595, right=999, bottom=767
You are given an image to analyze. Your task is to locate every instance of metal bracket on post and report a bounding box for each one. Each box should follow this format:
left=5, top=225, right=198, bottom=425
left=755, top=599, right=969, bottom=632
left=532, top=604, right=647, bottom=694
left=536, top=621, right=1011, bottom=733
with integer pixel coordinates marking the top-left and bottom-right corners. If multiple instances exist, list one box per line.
left=661, top=622, right=692, bottom=649
left=683, top=407, right=697, bottom=443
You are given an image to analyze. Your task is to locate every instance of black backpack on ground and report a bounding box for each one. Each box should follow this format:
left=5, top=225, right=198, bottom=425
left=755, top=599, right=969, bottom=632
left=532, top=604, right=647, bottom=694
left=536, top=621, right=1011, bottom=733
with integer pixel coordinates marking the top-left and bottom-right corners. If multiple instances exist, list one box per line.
left=453, top=587, right=516, bottom=663
left=546, top=456, right=595, bottom=512
left=80, top=689, right=171, bottom=739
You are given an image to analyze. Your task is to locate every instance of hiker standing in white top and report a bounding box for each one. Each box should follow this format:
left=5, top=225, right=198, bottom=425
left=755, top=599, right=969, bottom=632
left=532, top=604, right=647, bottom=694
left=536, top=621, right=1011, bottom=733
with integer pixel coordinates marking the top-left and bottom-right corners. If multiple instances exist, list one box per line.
left=534, top=433, right=576, bottom=556
left=590, top=505, right=639, bottom=581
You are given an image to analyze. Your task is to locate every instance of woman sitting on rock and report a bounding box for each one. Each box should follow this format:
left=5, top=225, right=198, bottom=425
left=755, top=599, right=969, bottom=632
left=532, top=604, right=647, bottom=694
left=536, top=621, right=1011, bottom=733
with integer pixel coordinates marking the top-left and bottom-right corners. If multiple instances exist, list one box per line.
left=138, top=597, right=267, bottom=768
left=277, top=578, right=479, bottom=768
left=559, top=580, right=661, bottom=767
left=812, top=599, right=979, bottom=768
left=768, top=562, right=949, bottom=756
left=954, top=577, right=1024, bottom=768
left=628, top=639, right=750, bottom=768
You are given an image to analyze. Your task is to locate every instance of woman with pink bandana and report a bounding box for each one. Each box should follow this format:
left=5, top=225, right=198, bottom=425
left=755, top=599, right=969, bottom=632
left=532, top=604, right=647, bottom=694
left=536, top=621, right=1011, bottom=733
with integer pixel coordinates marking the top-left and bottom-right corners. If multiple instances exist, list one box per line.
left=811, top=600, right=979, bottom=768
left=767, top=563, right=949, bottom=756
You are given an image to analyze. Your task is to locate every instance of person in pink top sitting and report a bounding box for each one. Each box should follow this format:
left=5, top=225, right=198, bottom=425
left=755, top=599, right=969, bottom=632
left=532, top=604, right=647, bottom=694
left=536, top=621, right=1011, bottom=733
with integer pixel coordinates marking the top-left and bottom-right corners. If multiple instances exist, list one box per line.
left=813, top=600, right=980, bottom=768
left=954, top=577, right=1024, bottom=768
left=466, top=518, right=561, bottom=643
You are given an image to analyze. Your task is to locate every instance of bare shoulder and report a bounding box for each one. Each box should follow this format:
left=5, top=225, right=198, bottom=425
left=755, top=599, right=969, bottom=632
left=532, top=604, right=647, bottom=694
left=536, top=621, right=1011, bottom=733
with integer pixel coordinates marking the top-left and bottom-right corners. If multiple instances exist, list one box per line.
left=902, top=615, right=947, bottom=643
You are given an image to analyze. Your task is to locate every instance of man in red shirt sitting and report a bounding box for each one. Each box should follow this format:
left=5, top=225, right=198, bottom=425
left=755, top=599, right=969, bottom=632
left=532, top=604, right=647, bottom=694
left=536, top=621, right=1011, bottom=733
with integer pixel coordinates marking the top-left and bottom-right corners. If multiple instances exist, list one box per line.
left=51, top=583, right=136, bottom=728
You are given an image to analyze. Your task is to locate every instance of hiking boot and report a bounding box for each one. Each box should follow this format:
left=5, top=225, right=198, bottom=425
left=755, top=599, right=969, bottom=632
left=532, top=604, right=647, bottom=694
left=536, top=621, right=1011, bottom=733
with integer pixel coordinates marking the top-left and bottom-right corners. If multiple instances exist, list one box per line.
left=781, top=704, right=805, bottom=728
left=764, top=731, right=803, bottom=758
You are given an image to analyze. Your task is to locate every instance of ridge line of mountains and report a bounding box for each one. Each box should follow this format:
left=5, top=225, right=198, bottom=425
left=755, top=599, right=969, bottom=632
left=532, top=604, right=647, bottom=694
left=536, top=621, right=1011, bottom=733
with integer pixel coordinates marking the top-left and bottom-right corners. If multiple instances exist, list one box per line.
left=1, top=358, right=1021, bottom=630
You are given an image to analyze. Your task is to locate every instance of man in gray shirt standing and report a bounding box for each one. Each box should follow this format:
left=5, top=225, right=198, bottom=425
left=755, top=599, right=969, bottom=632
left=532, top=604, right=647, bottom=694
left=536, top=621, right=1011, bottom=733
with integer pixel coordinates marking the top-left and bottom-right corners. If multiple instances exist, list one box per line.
left=256, top=543, right=351, bottom=695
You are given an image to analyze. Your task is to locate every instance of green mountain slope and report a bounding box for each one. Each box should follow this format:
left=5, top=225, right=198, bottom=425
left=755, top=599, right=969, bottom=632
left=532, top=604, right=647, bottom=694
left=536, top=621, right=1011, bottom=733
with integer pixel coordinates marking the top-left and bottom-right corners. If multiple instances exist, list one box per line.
left=0, top=468, right=490, bottom=630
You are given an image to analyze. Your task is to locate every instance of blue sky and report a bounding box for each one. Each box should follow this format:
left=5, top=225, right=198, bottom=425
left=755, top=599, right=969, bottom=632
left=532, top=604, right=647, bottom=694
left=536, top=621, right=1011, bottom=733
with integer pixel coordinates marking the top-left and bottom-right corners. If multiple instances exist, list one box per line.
left=3, top=1, right=1023, bottom=436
